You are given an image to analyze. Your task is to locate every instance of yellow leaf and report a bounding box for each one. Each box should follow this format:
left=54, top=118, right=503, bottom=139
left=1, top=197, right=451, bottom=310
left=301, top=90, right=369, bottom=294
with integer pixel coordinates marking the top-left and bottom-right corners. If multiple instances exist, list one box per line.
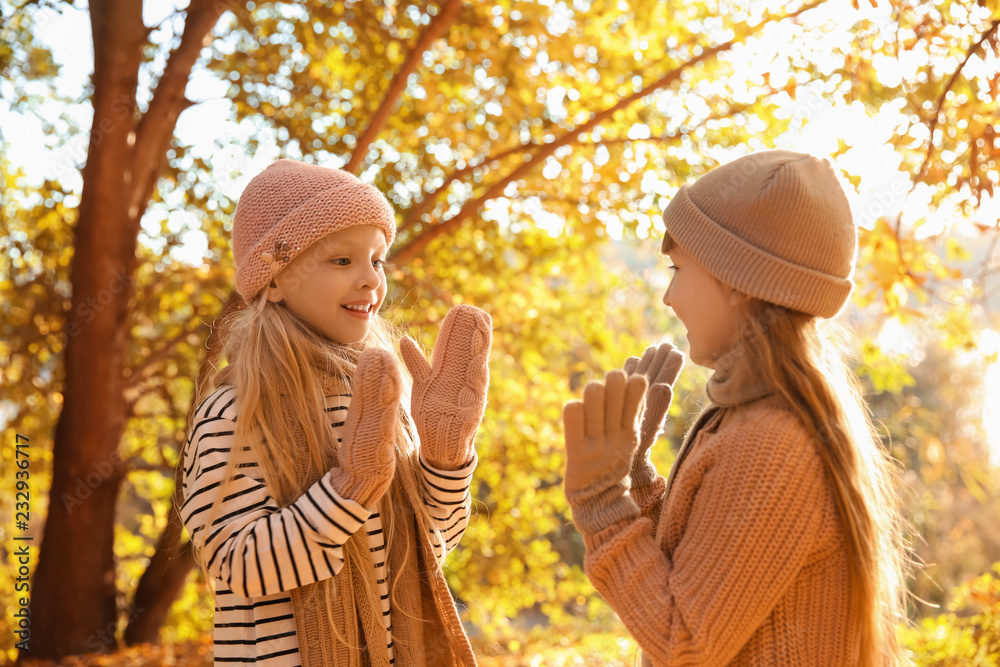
left=886, top=281, right=908, bottom=312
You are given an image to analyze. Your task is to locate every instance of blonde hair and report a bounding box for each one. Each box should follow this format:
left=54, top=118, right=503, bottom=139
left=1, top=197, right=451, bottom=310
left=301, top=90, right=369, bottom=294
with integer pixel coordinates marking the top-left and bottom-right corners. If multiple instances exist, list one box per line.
left=181, top=291, right=443, bottom=646
left=663, top=234, right=908, bottom=666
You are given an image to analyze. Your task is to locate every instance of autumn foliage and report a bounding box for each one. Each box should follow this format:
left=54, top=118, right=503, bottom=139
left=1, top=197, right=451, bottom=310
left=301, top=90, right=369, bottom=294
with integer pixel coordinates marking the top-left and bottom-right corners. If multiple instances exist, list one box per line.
left=2, top=0, right=1000, bottom=663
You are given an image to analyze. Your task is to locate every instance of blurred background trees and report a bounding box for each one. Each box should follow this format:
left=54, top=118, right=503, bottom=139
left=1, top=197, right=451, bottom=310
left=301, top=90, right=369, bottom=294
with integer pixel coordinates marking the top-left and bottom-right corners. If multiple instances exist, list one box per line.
left=2, top=0, right=999, bottom=662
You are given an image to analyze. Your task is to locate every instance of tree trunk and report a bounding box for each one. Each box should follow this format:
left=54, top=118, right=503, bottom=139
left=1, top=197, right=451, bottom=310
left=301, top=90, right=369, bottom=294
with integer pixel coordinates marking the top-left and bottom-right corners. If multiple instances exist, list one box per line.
left=27, top=0, right=233, bottom=657
left=123, top=291, right=243, bottom=645
left=27, top=0, right=144, bottom=657
left=122, top=504, right=194, bottom=646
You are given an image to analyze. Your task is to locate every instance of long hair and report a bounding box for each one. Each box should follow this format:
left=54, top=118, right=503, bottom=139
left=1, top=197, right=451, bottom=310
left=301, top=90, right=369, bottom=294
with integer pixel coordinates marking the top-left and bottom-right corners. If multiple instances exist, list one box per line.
left=181, top=290, right=443, bottom=640
left=663, top=235, right=908, bottom=666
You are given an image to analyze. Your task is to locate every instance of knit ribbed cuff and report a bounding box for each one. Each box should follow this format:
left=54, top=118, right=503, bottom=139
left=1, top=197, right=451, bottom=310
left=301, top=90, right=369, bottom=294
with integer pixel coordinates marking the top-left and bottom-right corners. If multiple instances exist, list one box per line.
left=328, top=466, right=389, bottom=510
left=582, top=513, right=652, bottom=561
left=570, top=484, right=640, bottom=535
left=630, top=453, right=659, bottom=490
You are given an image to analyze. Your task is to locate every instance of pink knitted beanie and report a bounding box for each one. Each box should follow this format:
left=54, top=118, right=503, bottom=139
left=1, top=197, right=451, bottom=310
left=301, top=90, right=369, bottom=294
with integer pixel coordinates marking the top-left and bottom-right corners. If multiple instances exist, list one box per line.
left=232, top=159, right=398, bottom=301
left=661, top=150, right=857, bottom=319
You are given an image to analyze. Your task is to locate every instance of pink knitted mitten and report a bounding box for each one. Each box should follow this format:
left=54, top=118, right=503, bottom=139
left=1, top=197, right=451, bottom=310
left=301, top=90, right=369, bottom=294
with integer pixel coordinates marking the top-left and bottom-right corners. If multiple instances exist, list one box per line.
left=329, top=348, right=402, bottom=508
left=622, top=342, right=685, bottom=487
left=563, top=371, right=647, bottom=535
left=400, top=305, right=492, bottom=470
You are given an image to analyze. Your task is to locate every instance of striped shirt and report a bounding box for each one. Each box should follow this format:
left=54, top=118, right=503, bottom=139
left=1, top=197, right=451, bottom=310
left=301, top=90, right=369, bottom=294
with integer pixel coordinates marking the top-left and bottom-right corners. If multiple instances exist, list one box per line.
left=180, top=385, right=476, bottom=666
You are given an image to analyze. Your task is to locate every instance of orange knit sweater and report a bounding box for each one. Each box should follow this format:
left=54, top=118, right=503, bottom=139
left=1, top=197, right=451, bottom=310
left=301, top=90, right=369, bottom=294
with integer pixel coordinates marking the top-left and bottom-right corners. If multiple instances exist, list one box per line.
left=583, top=396, right=856, bottom=666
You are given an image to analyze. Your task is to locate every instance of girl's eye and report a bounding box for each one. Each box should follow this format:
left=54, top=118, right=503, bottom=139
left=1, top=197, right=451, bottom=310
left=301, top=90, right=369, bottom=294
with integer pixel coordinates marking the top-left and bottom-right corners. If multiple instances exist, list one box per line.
left=372, top=259, right=384, bottom=269
left=668, top=264, right=678, bottom=271
left=331, top=257, right=350, bottom=266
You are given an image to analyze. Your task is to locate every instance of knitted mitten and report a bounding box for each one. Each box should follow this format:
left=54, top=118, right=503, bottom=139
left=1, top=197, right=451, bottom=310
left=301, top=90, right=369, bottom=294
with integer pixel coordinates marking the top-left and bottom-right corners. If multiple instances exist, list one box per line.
left=623, top=342, right=685, bottom=488
left=563, top=371, right=647, bottom=535
left=329, top=348, right=402, bottom=508
left=400, top=304, right=492, bottom=470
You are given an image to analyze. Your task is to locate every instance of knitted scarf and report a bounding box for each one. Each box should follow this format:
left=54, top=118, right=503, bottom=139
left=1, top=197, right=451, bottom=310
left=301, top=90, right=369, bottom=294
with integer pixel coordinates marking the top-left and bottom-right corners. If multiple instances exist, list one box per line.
left=658, top=347, right=775, bottom=521
left=215, top=362, right=478, bottom=667
left=705, top=346, right=772, bottom=409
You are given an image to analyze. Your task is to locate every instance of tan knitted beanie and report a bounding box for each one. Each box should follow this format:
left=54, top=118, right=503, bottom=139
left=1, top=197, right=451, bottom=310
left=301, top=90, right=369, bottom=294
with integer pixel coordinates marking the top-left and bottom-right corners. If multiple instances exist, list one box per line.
left=660, top=150, right=857, bottom=319
left=232, top=159, right=398, bottom=300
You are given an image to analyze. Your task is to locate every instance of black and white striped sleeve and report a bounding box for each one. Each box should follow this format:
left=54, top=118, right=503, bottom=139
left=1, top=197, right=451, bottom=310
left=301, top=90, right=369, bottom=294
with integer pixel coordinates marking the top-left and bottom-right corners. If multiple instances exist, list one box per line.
left=418, top=451, right=477, bottom=559
left=180, top=387, right=371, bottom=599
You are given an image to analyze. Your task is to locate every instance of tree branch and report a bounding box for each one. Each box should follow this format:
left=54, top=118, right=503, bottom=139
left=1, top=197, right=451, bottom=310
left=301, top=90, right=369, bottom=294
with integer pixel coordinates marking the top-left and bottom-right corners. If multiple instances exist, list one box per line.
left=344, top=0, right=462, bottom=174
left=396, top=139, right=540, bottom=237
left=126, top=316, right=211, bottom=389
left=398, top=104, right=750, bottom=241
left=128, top=0, right=234, bottom=225
left=914, top=19, right=1000, bottom=186
left=891, top=19, right=1000, bottom=295
left=389, top=1, right=827, bottom=264
left=579, top=103, right=753, bottom=147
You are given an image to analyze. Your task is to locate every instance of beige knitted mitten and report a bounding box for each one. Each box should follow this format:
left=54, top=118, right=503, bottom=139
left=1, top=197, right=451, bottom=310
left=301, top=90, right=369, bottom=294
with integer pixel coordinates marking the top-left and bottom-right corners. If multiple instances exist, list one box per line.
left=622, top=342, right=685, bottom=487
left=400, top=304, right=492, bottom=470
left=329, top=348, right=402, bottom=508
left=563, top=371, right=647, bottom=535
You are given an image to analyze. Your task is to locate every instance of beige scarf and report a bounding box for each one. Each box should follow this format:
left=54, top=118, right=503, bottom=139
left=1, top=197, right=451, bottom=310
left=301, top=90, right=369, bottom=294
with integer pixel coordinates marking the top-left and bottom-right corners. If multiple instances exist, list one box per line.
left=705, top=346, right=772, bottom=409
left=216, top=361, right=478, bottom=667
left=657, top=346, right=776, bottom=530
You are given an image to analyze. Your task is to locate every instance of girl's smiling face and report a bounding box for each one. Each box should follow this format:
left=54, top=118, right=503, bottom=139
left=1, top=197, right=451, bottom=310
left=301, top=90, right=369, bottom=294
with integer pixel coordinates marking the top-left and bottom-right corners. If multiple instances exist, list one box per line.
left=662, top=244, right=749, bottom=369
left=266, top=225, right=389, bottom=344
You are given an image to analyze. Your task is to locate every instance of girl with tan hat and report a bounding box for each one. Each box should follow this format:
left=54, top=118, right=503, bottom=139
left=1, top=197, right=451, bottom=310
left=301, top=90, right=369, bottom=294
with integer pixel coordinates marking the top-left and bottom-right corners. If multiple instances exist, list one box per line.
left=179, top=159, right=489, bottom=666
left=562, top=150, right=907, bottom=665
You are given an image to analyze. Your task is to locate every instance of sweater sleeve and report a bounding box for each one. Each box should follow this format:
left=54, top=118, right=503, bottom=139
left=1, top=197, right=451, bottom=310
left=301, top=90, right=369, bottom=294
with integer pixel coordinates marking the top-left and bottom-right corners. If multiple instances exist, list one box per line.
left=582, top=410, right=828, bottom=666
left=418, top=451, right=477, bottom=560
left=180, top=388, right=371, bottom=599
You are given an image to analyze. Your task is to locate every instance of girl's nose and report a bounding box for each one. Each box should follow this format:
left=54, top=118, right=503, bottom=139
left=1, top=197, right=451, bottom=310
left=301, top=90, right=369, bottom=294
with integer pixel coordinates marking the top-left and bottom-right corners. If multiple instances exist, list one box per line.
left=662, top=284, right=672, bottom=308
left=357, top=264, right=381, bottom=290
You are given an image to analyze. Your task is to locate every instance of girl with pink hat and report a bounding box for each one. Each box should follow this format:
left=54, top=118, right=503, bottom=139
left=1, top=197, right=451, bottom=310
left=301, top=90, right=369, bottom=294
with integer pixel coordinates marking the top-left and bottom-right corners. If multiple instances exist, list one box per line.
left=179, top=159, right=489, bottom=666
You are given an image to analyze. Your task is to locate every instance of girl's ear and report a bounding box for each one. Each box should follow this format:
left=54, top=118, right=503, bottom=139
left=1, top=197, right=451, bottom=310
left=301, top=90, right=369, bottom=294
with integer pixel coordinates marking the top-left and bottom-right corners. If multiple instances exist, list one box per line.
left=265, top=279, right=285, bottom=303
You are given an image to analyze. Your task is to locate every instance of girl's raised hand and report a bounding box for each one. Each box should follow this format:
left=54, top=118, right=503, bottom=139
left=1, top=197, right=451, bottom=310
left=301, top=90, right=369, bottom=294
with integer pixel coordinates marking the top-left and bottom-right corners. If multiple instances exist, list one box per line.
left=622, top=342, right=685, bottom=487
left=563, top=371, right=647, bottom=535
left=400, top=304, right=492, bottom=470
left=329, top=348, right=402, bottom=508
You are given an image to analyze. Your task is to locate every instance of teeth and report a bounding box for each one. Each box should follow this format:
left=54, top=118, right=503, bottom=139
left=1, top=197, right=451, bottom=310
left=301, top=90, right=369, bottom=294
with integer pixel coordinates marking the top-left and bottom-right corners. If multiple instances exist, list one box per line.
left=344, top=303, right=370, bottom=312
